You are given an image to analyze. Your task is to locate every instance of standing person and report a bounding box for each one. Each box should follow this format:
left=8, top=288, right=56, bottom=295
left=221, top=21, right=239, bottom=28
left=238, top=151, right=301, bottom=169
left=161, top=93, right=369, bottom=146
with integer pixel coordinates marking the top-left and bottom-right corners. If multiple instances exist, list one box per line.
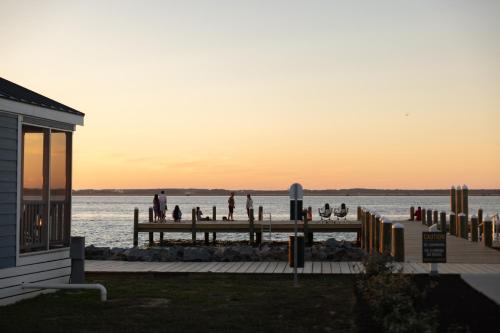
left=153, top=194, right=160, bottom=222
left=228, top=192, right=235, bottom=221
left=246, top=194, right=253, bottom=220
left=159, top=190, right=167, bottom=221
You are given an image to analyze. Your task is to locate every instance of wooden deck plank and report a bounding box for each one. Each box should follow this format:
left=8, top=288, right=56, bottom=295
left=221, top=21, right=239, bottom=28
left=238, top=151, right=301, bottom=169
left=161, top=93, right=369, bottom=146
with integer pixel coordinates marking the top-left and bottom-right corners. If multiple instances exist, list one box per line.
left=322, top=262, right=333, bottom=274
left=303, top=261, right=313, bottom=274
left=224, top=261, right=244, bottom=273
left=331, top=262, right=342, bottom=274
left=264, top=262, right=279, bottom=274
left=235, top=262, right=253, bottom=273
left=274, top=262, right=287, bottom=274
left=312, top=262, right=322, bottom=274
left=244, top=261, right=262, bottom=273
left=255, top=262, right=271, bottom=273
left=339, top=262, right=351, bottom=274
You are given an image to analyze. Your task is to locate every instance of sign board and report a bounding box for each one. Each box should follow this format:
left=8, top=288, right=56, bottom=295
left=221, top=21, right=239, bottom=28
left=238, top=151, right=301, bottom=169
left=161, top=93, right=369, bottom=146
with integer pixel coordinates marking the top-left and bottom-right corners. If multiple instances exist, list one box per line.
left=289, top=183, right=303, bottom=200
left=422, top=232, right=446, bottom=263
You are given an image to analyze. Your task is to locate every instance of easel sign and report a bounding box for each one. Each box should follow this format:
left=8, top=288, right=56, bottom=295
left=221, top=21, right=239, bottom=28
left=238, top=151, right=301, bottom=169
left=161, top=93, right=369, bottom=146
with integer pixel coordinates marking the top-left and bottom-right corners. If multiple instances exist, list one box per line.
left=422, top=232, right=447, bottom=263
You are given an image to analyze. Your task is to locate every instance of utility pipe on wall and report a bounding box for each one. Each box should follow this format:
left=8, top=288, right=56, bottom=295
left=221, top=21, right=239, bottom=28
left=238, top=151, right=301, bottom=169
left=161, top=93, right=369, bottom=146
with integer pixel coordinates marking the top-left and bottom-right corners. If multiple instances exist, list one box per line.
left=22, top=283, right=107, bottom=302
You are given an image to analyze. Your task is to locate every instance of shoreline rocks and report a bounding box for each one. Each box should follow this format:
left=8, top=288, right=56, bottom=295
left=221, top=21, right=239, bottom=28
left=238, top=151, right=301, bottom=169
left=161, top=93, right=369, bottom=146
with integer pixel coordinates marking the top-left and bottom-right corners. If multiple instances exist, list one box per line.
left=85, top=239, right=365, bottom=262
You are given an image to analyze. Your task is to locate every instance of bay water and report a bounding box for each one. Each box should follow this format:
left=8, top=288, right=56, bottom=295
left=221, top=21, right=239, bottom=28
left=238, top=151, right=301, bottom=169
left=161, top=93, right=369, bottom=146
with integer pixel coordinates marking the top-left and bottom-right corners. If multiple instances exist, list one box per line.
left=72, top=195, right=500, bottom=247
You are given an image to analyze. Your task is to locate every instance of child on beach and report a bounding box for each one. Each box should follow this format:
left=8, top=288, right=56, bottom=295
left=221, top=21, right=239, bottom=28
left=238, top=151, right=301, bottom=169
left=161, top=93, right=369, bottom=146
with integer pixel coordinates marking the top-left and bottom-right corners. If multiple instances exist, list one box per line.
left=228, top=192, right=235, bottom=221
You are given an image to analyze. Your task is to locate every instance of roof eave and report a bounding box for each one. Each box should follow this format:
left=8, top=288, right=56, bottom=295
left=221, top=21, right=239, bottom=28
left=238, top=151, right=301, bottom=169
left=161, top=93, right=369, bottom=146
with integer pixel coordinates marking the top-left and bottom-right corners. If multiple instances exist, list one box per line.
left=0, top=98, right=84, bottom=126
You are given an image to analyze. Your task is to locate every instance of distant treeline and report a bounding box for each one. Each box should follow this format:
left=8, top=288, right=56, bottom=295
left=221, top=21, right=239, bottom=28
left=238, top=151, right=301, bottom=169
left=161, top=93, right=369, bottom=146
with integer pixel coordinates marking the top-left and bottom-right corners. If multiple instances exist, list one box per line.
left=72, top=188, right=500, bottom=196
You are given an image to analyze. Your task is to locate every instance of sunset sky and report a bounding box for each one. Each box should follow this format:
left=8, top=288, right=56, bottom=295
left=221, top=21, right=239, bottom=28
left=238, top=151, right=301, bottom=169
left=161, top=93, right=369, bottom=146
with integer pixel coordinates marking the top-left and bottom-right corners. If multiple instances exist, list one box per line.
left=2, top=0, right=500, bottom=190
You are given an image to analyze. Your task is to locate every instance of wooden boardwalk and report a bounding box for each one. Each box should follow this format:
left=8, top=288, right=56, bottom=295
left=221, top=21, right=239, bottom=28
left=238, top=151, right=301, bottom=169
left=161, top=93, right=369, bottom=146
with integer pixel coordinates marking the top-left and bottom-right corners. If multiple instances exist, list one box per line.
left=400, top=221, right=500, bottom=264
left=85, top=260, right=500, bottom=275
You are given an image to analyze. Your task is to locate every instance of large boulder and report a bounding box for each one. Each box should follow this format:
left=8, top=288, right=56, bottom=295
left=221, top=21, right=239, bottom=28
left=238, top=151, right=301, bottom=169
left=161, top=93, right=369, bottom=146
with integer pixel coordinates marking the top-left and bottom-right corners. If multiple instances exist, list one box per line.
left=123, top=247, right=155, bottom=261
left=183, top=247, right=211, bottom=261
left=158, top=247, right=181, bottom=261
left=109, top=247, right=127, bottom=260
left=85, top=245, right=110, bottom=260
left=214, top=246, right=241, bottom=261
left=325, top=238, right=341, bottom=249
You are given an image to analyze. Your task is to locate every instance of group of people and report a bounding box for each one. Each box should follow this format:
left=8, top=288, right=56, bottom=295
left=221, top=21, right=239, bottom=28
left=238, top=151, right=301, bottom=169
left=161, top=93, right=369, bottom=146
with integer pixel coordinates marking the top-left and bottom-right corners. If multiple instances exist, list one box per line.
left=152, top=191, right=167, bottom=221
left=153, top=191, right=182, bottom=222
left=227, top=192, right=254, bottom=221
left=152, top=192, right=255, bottom=222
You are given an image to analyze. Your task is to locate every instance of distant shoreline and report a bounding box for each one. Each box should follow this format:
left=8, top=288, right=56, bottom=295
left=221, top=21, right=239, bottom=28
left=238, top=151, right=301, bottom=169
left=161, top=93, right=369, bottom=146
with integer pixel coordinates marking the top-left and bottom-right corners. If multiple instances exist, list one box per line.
left=72, top=188, right=500, bottom=196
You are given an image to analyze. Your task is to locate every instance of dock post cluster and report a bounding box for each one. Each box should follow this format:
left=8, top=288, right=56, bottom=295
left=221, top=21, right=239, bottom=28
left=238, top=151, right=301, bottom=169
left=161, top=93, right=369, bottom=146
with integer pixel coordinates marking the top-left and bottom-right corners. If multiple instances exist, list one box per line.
left=358, top=206, right=404, bottom=262
left=408, top=185, right=494, bottom=249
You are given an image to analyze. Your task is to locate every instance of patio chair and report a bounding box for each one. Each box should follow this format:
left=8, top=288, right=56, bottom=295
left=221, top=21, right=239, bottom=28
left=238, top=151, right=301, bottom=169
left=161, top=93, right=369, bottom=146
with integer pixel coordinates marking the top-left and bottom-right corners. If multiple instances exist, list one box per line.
left=334, top=203, right=349, bottom=221
left=318, top=203, right=333, bottom=221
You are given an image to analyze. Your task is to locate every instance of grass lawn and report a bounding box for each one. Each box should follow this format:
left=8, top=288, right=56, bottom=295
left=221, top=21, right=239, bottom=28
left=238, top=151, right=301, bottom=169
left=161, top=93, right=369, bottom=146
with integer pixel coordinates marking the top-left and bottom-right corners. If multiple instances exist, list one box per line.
left=0, top=273, right=356, bottom=333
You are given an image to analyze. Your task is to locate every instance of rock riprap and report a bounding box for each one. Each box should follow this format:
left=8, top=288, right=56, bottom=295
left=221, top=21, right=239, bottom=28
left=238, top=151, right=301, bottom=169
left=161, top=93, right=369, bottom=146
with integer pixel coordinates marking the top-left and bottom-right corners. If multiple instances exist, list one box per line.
left=84, top=239, right=365, bottom=262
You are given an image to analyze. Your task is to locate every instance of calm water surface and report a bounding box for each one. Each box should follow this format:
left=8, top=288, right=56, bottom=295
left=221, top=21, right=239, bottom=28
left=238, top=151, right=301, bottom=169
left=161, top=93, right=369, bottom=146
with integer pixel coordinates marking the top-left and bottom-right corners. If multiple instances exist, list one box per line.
left=72, top=195, right=500, bottom=247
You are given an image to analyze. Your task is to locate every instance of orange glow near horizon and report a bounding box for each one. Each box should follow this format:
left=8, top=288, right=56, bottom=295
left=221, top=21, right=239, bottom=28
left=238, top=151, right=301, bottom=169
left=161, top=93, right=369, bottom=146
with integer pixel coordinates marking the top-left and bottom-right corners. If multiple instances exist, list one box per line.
left=2, top=1, right=500, bottom=190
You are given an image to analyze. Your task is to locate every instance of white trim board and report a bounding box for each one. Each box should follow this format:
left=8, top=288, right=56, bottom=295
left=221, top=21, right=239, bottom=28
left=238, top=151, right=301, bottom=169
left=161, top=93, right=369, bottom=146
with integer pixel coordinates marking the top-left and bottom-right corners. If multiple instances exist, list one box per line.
left=0, top=98, right=84, bottom=126
left=15, top=115, right=22, bottom=266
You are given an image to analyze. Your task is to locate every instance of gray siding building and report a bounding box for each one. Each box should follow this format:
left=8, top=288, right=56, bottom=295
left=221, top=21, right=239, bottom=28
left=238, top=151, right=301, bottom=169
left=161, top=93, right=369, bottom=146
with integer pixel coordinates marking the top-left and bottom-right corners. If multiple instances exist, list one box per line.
left=0, top=77, right=84, bottom=305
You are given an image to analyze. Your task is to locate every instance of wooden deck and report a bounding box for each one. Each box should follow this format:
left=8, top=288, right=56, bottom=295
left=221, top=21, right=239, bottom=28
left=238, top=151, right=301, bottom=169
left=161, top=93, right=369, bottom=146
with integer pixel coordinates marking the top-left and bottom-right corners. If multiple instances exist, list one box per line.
left=137, top=220, right=361, bottom=233
left=400, top=221, right=500, bottom=264
left=86, top=260, right=500, bottom=275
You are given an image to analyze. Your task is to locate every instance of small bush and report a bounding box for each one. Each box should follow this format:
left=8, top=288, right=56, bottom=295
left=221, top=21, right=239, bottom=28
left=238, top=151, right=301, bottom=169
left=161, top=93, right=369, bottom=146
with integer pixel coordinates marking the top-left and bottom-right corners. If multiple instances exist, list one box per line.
left=356, top=254, right=438, bottom=333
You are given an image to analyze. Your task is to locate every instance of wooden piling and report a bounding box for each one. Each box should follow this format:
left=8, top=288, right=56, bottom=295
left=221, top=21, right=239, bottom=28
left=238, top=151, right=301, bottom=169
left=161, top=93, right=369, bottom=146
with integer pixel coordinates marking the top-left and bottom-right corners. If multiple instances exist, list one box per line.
left=482, top=218, right=493, bottom=247
left=410, top=206, right=415, bottom=221
left=462, top=185, right=469, bottom=222
left=212, top=233, right=217, bottom=245
left=148, top=207, right=154, bottom=244
left=450, top=213, right=456, bottom=236
left=375, top=215, right=381, bottom=254
left=159, top=232, right=164, bottom=245
left=478, top=208, right=483, bottom=239
left=370, top=213, right=376, bottom=254
left=357, top=206, right=362, bottom=221
left=459, top=213, right=467, bottom=239
left=133, top=208, right=139, bottom=247
left=361, top=209, right=368, bottom=250
left=191, top=208, right=196, bottom=244
left=364, top=210, right=370, bottom=250
left=422, top=208, right=427, bottom=226
left=450, top=186, right=456, bottom=213
left=204, top=232, right=209, bottom=245
left=149, top=207, right=154, bottom=222
left=380, top=218, right=392, bottom=256
left=471, top=215, right=478, bottom=242
left=258, top=206, right=264, bottom=221
left=426, top=210, right=432, bottom=227
left=212, top=206, right=216, bottom=221
left=249, top=208, right=255, bottom=244
left=391, top=223, right=404, bottom=262
left=456, top=185, right=463, bottom=214
left=256, top=232, right=262, bottom=244
left=433, top=210, right=438, bottom=225
left=149, top=231, right=154, bottom=246
left=304, top=211, right=313, bottom=246
left=439, top=211, right=446, bottom=233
